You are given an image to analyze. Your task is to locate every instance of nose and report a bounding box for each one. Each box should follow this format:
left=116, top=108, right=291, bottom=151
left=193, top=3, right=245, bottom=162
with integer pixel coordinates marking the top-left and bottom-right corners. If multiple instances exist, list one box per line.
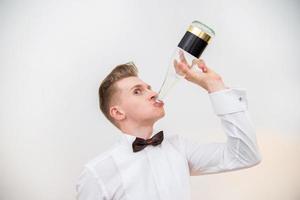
left=149, top=90, right=158, bottom=101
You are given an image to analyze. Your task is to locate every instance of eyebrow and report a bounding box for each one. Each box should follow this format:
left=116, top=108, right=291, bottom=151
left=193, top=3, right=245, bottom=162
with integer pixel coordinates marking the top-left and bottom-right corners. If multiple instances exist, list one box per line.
left=130, top=84, right=152, bottom=91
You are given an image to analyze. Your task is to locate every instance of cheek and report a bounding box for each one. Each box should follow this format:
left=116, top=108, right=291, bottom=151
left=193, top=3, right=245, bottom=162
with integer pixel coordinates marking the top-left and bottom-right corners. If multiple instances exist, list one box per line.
left=122, top=99, right=153, bottom=116
left=122, top=99, right=143, bottom=112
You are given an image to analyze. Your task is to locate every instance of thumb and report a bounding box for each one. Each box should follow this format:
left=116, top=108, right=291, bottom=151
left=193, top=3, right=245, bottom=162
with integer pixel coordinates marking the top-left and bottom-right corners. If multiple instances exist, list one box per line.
left=173, top=59, right=190, bottom=76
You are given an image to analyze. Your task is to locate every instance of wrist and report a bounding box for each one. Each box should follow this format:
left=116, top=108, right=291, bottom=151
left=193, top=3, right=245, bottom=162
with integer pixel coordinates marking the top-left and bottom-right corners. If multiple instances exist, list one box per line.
left=205, top=79, right=226, bottom=93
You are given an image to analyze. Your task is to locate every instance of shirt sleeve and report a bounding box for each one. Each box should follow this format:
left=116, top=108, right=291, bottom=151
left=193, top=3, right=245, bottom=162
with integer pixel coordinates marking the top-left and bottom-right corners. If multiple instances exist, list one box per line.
left=180, top=87, right=262, bottom=176
left=76, top=167, right=108, bottom=200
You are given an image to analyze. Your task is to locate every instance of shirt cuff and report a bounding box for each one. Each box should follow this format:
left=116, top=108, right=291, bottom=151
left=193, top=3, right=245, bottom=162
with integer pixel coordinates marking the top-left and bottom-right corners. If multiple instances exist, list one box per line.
left=208, top=87, right=248, bottom=115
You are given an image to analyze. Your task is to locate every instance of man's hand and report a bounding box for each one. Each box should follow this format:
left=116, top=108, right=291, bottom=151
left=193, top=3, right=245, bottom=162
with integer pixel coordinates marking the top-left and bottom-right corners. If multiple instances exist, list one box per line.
left=174, top=50, right=228, bottom=93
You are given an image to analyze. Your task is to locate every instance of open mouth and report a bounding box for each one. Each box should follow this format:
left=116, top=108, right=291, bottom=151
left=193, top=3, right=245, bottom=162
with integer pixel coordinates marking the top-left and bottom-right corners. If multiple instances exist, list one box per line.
left=153, top=99, right=164, bottom=107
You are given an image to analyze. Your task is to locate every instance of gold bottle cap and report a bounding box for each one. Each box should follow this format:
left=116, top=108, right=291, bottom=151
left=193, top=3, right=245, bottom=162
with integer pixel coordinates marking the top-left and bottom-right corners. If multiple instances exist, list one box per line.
left=187, top=25, right=212, bottom=43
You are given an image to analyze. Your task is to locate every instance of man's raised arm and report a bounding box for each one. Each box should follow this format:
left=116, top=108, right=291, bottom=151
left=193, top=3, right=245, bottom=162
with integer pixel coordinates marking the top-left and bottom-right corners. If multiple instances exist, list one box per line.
left=174, top=58, right=262, bottom=176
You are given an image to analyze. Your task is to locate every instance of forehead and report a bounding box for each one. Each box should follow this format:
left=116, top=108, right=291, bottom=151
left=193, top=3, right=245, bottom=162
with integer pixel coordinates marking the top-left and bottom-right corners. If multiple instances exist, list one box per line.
left=116, top=76, right=148, bottom=91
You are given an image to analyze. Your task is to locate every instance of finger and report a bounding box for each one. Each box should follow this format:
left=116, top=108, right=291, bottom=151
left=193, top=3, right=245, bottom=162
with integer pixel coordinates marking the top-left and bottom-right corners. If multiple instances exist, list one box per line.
left=192, top=59, right=208, bottom=72
left=173, top=59, right=189, bottom=76
left=175, top=61, right=190, bottom=75
left=179, top=49, right=189, bottom=66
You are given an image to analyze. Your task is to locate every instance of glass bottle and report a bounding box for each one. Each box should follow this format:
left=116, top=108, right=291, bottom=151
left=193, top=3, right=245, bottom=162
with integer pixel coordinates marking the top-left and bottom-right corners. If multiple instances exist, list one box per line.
left=155, top=20, right=215, bottom=102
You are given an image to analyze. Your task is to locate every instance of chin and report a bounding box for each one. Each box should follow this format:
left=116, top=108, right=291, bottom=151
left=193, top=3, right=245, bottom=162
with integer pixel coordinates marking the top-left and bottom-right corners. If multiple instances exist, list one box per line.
left=155, top=110, right=165, bottom=120
left=145, top=109, right=165, bottom=123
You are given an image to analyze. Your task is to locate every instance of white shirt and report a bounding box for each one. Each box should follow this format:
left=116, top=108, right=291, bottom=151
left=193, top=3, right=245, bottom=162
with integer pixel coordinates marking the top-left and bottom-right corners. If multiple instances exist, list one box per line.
left=76, top=88, right=262, bottom=200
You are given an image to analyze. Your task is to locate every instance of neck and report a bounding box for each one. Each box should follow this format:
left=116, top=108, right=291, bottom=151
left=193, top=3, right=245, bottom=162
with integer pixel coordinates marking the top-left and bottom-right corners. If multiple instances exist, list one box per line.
left=120, top=123, right=155, bottom=140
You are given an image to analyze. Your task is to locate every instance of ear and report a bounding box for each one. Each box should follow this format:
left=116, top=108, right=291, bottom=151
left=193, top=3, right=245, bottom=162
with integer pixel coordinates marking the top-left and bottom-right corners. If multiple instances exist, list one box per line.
left=109, top=106, right=126, bottom=122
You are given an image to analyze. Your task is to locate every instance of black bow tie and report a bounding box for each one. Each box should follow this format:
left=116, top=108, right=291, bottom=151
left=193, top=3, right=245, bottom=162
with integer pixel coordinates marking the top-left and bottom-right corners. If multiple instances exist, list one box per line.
left=132, top=131, right=164, bottom=152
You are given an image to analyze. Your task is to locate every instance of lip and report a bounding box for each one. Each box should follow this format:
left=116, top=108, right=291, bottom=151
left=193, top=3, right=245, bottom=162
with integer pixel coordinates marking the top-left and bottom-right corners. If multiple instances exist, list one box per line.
left=153, top=99, right=164, bottom=107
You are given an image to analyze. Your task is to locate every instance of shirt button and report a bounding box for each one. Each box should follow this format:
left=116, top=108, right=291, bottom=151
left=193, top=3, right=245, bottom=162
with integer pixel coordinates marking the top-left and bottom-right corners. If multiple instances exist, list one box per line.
left=239, top=97, right=243, bottom=101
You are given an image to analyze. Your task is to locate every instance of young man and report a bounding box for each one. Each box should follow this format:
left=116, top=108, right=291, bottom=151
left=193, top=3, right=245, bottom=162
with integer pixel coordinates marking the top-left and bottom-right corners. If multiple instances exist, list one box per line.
left=76, top=58, right=262, bottom=200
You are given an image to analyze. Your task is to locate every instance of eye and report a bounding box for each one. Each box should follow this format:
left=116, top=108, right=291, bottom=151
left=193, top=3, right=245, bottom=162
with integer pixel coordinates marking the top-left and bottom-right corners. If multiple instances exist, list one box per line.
left=133, top=88, right=142, bottom=95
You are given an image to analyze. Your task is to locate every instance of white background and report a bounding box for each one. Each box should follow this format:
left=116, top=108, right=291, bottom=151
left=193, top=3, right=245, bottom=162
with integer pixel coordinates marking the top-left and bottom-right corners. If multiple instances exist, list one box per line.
left=1, top=0, right=299, bottom=199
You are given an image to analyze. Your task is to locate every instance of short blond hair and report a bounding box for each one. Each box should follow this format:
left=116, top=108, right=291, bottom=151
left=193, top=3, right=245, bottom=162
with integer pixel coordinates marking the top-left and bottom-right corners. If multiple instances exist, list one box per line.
left=98, top=62, right=138, bottom=127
